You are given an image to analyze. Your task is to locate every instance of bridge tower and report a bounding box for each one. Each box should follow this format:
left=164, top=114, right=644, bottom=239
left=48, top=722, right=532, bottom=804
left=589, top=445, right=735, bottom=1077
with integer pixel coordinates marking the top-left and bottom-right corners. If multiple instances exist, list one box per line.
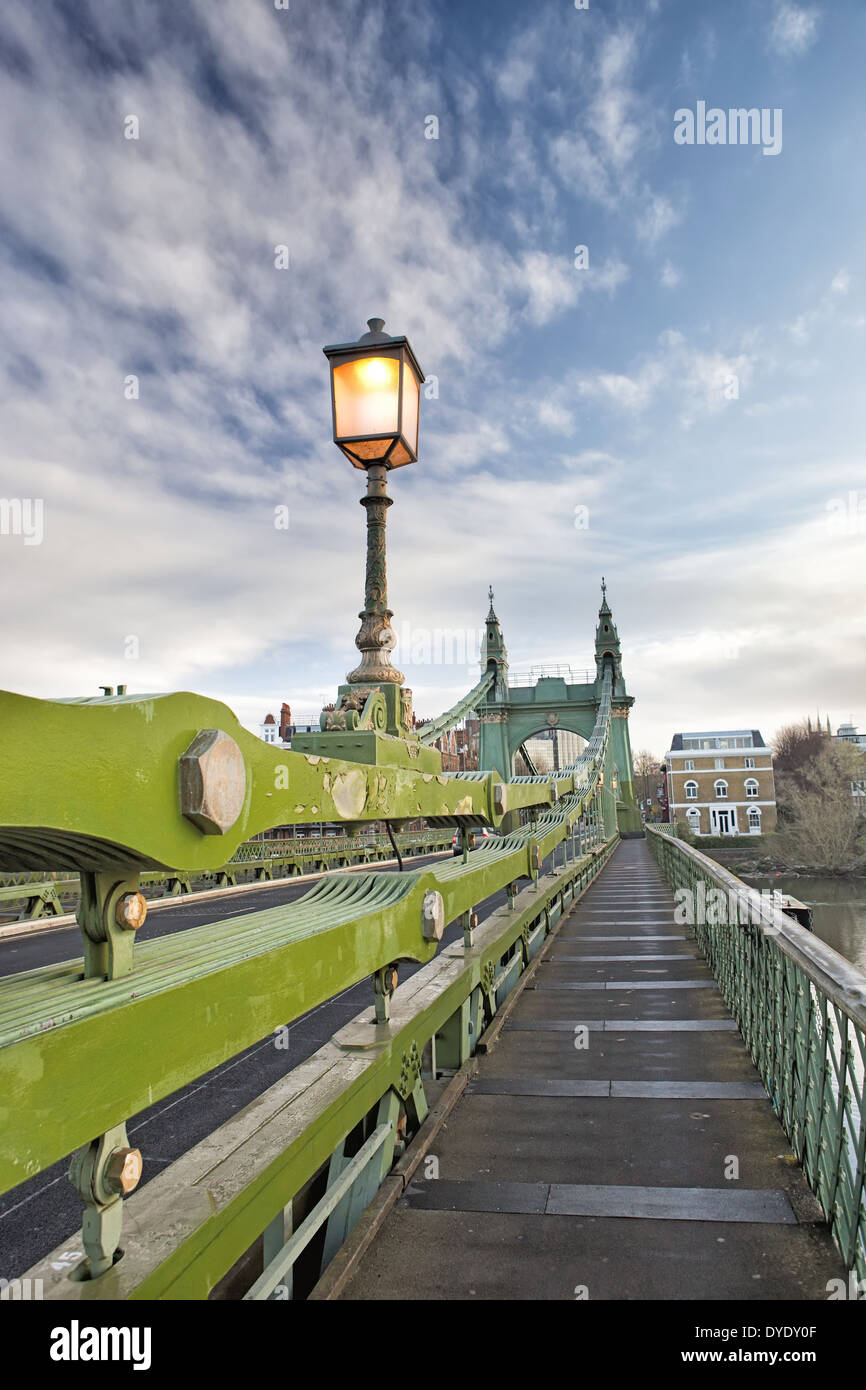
left=595, top=579, right=640, bottom=833
left=595, top=577, right=623, bottom=684
left=475, top=589, right=513, bottom=779
left=476, top=581, right=642, bottom=834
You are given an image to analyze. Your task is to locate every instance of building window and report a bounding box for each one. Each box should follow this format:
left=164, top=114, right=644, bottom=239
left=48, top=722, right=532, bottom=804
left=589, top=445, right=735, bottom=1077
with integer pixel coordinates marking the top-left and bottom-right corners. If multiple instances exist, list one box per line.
left=714, top=779, right=728, bottom=799
left=745, top=778, right=759, bottom=798
left=684, top=781, right=698, bottom=800
left=714, top=757, right=725, bottom=770
left=686, top=807, right=701, bottom=834
left=748, top=807, right=761, bottom=832
left=745, top=757, right=755, bottom=769
left=684, top=759, right=695, bottom=771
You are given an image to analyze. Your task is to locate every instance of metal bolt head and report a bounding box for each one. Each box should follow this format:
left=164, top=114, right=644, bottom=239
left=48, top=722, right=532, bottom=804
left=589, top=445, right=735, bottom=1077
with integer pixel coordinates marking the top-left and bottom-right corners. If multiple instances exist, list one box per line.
left=105, top=1147, right=143, bottom=1196
left=115, top=892, right=147, bottom=932
left=421, top=889, right=445, bottom=941
left=493, top=783, right=507, bottom=815
left=179, top=728, right=247, bottom=836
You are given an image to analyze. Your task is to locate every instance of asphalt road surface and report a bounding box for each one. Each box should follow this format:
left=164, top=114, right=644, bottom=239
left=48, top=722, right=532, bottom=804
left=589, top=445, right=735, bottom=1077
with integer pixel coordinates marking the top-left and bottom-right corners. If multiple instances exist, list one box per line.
left=0, top=849, right=537, bottom=1278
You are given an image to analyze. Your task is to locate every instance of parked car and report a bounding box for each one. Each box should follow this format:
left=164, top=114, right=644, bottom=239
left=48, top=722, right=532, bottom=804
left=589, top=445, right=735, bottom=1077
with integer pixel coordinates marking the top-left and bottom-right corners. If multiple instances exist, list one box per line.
left=451, top=827, right=498, bottom=856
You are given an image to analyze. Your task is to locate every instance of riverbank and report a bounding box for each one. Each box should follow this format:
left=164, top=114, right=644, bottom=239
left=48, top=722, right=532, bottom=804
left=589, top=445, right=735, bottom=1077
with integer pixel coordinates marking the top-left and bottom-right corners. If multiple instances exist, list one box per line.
left=695, top=837, right=866, bottom=881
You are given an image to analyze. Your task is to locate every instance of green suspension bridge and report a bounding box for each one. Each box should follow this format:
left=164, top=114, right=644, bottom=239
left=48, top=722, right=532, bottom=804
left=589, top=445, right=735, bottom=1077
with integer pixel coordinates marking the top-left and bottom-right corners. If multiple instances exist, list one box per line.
left=0, top=582, right=863, bottom=1301
left=1, top=315, right=861, bottom=1308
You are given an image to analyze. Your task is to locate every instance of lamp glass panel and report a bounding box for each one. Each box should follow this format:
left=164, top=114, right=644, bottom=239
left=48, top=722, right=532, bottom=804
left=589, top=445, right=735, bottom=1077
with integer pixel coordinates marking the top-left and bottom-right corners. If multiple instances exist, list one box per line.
left=332, top=356, right=399, bottom=442
left=400, top=362, right=420, bottom=456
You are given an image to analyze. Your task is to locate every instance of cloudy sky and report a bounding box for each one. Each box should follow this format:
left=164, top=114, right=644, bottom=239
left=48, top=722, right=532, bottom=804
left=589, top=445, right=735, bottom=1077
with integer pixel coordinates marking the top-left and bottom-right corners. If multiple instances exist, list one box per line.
left=1, top=0, right=864, bottom=758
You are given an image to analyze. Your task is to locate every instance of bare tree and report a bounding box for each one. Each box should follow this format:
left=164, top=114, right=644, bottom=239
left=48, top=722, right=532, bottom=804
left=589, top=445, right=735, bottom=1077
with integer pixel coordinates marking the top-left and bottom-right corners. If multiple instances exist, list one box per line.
left=773, top=719, right=828, bottom=780
left=633, top=749, right=662, bottom=821
left=776, top=741, right=866, bottom=871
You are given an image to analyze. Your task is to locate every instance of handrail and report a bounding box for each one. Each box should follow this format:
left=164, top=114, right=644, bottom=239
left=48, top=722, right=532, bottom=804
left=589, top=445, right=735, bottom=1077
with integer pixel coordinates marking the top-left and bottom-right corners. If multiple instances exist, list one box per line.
left=646, top=825, right=866, bottom=1280
left=645, top=827, right=866, bottom=1030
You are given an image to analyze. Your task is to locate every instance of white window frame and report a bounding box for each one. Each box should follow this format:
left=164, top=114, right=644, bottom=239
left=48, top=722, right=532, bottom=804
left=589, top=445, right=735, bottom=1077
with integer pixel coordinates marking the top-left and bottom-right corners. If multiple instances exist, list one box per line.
left=748, top=806, right=762, bottom=833
left=686, top=807, right=701, bottom=834
left=684, top=759, right=695, bottom=772
left=684, top=780, right=698, bottom=800
left=714, top=779, right=728, bottom=799
left=745, top=757, right=755, bottom=769
left=714, top=757, right=725, bottom=770
left=745, top=778, right=759, bottom=798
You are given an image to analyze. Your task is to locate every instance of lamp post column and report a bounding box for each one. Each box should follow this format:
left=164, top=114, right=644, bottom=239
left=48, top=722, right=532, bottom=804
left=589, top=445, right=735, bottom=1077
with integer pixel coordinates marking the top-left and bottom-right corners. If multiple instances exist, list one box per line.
left=347, top=463, right=404, bottom=686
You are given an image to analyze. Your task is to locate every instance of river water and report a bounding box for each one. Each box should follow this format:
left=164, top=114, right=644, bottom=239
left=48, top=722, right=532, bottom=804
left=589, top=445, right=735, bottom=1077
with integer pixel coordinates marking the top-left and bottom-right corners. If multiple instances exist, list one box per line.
left=743, top=872, right=866, bottom=974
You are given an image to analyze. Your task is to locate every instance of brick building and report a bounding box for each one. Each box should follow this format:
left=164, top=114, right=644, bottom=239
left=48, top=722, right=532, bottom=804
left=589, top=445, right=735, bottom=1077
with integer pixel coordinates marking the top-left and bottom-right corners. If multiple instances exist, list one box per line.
left=664, top=729, right=776, bottom=837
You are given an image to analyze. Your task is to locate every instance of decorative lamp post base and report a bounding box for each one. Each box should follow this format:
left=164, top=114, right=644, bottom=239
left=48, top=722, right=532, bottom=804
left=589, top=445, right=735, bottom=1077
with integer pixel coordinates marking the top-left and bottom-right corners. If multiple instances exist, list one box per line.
left=293, top=681, right=443, bottom=772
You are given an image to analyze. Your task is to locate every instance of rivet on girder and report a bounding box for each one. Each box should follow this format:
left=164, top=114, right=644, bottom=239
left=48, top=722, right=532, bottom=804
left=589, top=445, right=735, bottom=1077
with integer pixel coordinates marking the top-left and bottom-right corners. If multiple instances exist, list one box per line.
left=179, top=728, right=247, bottom=835
left=105, top=1147, right=143, bottom=1197
left=421, top=889, right=445, bottom=941
left=115, top=892, right=147, bottom=932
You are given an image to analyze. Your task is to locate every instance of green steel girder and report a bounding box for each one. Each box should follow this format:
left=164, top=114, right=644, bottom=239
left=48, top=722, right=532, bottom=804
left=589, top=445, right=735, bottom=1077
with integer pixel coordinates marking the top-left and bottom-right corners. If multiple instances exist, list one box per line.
left=0, top=666, right=614, bottom=1288
left=21, top=835, right=617, bottom=1301
left=0, top=689, right=562, bottom=874
left=0, top=805, right=590, bottom=1192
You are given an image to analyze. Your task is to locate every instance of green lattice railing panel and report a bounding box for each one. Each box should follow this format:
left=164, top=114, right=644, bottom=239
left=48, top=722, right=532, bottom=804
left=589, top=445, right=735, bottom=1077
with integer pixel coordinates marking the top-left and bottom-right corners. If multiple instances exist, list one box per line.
left=647, top=825, right=866, bottom=1284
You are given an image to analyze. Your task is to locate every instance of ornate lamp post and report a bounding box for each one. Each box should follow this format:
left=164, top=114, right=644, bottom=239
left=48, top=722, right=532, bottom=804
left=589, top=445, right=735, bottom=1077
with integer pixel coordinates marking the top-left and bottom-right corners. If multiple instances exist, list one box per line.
left=292, top=319, right=441, bottom=772
left=323, top=318, right=424, bottom=687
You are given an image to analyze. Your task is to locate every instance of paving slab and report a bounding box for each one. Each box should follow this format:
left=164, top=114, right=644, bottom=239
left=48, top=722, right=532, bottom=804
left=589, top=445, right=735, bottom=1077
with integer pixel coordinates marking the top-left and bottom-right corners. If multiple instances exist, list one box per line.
left=480, top=1027, right=762, bottom=1082
left=339, top=1209, right=842, bottom=1301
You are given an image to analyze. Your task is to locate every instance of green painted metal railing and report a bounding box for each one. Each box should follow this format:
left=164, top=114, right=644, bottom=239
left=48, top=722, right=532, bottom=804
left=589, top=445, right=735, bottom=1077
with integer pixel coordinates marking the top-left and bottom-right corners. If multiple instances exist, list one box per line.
left=0, top=832, right=454, bottom=921
left=0, top=671, right=619, bottom=1297
left=647, top=826, right=866, bottom=1284
left=18, top=820, right=616, bottom=1299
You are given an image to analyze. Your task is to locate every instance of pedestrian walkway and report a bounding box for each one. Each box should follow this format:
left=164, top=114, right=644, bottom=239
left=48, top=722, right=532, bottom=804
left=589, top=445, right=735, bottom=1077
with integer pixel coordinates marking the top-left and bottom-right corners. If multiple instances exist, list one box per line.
left=340, top=838, right=845, bottom=1299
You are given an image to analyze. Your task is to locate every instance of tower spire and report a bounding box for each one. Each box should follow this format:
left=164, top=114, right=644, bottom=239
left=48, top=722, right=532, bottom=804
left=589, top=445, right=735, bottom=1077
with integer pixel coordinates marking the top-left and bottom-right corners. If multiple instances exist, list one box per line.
left=595, top=579, right=622, bottom=683
left=481, top=586, right=508, bottom=683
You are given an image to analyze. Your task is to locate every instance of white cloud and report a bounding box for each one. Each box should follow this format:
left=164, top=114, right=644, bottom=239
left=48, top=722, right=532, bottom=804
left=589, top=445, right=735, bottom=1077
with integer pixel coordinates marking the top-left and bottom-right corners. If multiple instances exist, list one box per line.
left=590, top=257, right=630, bottom=294
left=521, top=252, right=581, bottom=325
left=637, top=193, right=682, bottom=245
left=768, top=3, right=821, bottom=57
left=576, top=331, right=752, bottom=419
left=536, top=399, right=576, bottom=433
left=660, top=261, right=681, bottom=288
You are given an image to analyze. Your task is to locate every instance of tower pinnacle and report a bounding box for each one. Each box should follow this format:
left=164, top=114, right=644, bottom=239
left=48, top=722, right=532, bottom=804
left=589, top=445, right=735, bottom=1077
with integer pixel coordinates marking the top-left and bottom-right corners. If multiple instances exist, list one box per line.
left=595, top=579, right=622, bottom=683
left=481, top=587, right=508, bottom=682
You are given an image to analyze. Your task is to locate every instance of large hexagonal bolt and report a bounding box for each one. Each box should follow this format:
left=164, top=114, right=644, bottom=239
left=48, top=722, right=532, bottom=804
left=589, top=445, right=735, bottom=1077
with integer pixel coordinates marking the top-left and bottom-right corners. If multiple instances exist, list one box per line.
left=493, top=782, right=507, bottom=816
left=421, top=889, right=445, bottom=941
left=115, top=892, right=147, bottom=932
left=104, top=1147, right=143, bottom=1198
left=179, top=729, right=247, bottom=835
